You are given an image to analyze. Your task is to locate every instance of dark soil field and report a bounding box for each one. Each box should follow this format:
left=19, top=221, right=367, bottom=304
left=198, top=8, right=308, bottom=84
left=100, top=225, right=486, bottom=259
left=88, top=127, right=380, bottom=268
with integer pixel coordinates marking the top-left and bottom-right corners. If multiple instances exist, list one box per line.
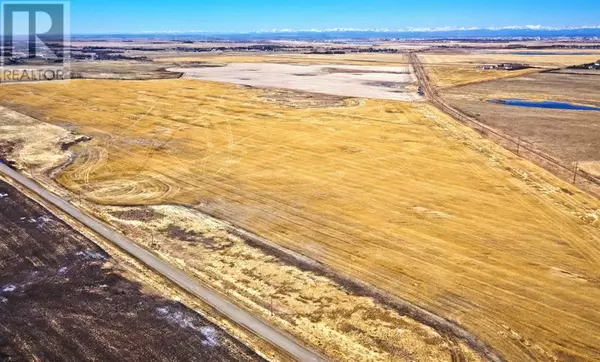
left=441, top=72, right=600, bottom=164
left=0, top=179, right=263, bottom=362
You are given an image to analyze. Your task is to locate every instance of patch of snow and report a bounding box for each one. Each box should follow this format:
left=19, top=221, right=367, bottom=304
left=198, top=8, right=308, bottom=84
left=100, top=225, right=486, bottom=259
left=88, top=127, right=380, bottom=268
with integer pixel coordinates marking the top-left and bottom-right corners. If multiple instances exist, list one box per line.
left=0, top=193, right=8, bottom=199
left=75, top=250, right=108, bottom=260
left=58, top=267, right=68, bottom=275
left=200, top=326, right=220, bottom=347
left=157, top=306, right=170, bottom=315
left=39, top=216, right=52, bottom=223
left=0, top=297, right=8, bottom=304
left=2, top=285, right=17, bottom=293
left=19, top=215, right=54, bottom=228
left=156, top=306, right=221, bottom=347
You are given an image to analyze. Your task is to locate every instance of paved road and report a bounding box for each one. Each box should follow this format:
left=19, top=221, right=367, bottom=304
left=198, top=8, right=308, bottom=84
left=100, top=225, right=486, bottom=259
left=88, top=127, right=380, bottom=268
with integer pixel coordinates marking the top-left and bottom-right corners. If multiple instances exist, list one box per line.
left=0, top=163, right=325, bottom=362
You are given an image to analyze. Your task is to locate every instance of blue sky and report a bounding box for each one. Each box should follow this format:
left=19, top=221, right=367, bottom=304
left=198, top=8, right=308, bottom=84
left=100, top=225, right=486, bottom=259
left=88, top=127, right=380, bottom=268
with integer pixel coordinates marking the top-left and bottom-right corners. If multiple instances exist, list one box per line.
left=71, top=0, right=600, bottom=34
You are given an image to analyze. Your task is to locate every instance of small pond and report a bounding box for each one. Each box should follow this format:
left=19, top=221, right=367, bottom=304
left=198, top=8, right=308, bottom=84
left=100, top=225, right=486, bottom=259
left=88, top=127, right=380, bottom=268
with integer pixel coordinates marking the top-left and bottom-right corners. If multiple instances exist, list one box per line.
left=490, top=99, right=600, bottom=112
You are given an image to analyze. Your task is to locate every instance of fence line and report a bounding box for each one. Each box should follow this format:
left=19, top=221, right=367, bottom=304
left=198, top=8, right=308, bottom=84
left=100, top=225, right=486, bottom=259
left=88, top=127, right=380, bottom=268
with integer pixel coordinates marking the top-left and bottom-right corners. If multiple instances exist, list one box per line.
left=410, top=54, right=600, bottom=195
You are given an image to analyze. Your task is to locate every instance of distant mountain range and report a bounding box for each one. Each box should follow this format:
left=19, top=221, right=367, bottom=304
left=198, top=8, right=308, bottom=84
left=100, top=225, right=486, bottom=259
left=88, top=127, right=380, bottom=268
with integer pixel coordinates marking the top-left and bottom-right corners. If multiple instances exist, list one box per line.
left=75, top=26, right=600, bottom=41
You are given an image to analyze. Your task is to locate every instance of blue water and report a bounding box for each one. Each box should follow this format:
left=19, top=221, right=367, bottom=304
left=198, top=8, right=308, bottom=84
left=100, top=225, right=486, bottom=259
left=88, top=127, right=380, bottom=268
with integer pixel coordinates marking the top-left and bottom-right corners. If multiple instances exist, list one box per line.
left=491, top=99, right=600, bottom=112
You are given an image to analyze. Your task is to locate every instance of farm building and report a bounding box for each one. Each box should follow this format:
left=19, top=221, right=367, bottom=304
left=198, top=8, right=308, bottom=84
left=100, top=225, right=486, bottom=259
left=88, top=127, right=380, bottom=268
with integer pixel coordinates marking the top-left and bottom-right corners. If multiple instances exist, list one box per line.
left=476, top=63, right=529, bottom=71
left=476, top=64, right=499, bottom=70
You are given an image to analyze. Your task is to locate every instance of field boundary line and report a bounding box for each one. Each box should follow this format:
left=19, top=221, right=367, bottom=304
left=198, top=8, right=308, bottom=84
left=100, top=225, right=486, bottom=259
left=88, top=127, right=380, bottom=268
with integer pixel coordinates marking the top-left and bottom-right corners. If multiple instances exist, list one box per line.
left=410, top=53, right=600, bottom=197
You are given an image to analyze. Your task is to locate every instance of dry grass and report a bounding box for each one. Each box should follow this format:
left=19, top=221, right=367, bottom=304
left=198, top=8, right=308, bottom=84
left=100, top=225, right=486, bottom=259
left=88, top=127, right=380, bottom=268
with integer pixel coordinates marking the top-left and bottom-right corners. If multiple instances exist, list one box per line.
left=417, top=52, right=600, bottom=89
left=71, top=60, right=180, bottom=80
left=1, top=78, right=600, bottom=361
left=421, top=65, right=539, bottom=88
left=419, top=53, right=600, bottom=68
left=0, top=81, right=480, bottom=362
left=92, top=203, right=479, bottom=362
left=0, top=107, right=78, bottom=171
left=439, top=72, right=600, bottom=164
left=580, top=162, right=600, bottom=178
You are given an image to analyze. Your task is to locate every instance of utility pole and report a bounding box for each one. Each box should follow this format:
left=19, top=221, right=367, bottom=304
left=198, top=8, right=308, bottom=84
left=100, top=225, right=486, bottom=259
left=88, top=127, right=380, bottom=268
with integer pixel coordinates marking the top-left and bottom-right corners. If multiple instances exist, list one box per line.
left=573, top=162, right=579, bottom=184
left=516, top=137, right=521, bottom=155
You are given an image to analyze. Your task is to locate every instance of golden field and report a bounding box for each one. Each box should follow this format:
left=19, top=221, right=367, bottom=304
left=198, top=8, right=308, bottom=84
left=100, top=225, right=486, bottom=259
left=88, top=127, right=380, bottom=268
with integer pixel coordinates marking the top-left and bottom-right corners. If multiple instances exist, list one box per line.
left=0, top=98, right=482, bottom=361
left=95, top=203, right=481, bottom=362
left=417, top=52, right=600, bottom=88
left=581, top=162, right=600, bottom=178
left=418, top=64, right=539, bottom=89
left=1, top=79, right=600, bottom=361
left=419, top=52, right=600, bottom=68
left=0, top=95, right=483, bottom=362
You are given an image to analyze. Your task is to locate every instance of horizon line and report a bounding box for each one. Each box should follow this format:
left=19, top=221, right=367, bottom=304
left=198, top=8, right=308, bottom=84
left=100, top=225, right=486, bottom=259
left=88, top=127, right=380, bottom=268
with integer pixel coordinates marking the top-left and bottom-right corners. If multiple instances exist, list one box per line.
left=72, top=25, right=600, bottom=36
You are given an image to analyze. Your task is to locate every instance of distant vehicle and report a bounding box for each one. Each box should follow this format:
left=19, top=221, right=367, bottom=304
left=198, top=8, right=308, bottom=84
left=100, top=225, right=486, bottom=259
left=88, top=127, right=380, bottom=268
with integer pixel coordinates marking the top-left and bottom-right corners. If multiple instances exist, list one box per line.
left=418, top=86, right=424, bottom=96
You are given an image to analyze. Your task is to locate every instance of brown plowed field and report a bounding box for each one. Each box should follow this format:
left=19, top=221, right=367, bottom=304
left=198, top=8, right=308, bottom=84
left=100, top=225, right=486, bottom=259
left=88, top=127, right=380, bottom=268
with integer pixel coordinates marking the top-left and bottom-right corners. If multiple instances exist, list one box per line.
left=0, top=179, right=263, bottom=362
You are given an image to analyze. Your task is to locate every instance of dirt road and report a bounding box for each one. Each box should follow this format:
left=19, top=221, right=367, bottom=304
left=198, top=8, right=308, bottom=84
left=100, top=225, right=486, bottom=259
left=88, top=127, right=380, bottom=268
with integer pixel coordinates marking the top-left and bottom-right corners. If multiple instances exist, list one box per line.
left=0, top=162, right=324, bottom=362
left=0, top=179, right=264, bottom=362
left=410, top=52, right=510, bottom=129
left=409, top=52, right=600, bottom=196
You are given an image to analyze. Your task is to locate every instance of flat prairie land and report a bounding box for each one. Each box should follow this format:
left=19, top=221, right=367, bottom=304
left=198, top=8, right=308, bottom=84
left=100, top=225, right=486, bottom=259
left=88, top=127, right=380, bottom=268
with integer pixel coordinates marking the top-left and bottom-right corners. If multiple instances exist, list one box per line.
left=1, top=79, right=600, bottom=362
left=420, top=64, right=539, bottom=89
left=418, top=52, right=600, bottom=88
left=71, top=60, right=181, bottom=80
left=170, top=63, right=420, bottom=101
left=154, top=52, right=409, bottom=66
left=440, top=72, right=600, bottom=170
left=419, top=52, right=600, bottom=68
left=580, top=162, right=600, bottom=179
left=0, top=179, right=263, bottom=362
left=0, top=95, right=483, bottom=362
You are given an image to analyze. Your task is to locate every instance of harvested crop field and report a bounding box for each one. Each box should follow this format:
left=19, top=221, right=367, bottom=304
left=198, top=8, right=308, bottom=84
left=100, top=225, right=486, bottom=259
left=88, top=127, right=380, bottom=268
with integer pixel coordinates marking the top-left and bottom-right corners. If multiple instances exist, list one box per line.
left=93, top=203, right=483, bottom=362
left=169, top=63, right=420, bottom=101
left=0, top=93, right=484, bottom=362
left=417, top=52, right=600, bottom=89
left=420, top=52, right=600, bottom=68
left=420, top=64, right=538, bottom=89
left=71, top=60, right=181, bottom=80
left=0, top=178, right=263, bottom=362
left=1, top=78, right=600, bottom=361
left=417, top=55, right=538, bottom=89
